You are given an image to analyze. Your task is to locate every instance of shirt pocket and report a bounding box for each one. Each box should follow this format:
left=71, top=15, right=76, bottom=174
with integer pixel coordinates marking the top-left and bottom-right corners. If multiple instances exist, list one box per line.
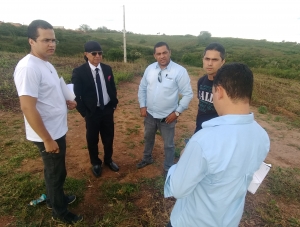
left=163, top=78, right=175, bottom=88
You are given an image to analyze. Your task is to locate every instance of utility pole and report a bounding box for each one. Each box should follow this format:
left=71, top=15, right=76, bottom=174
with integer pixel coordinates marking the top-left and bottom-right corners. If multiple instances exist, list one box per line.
left=123, top=5, right=127, bottom=63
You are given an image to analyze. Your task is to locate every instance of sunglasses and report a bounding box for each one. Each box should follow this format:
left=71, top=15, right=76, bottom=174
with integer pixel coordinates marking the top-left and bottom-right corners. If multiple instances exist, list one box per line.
left=158, top=71, right=162, bottom=83
left=90, top=51, right=103, bottom=56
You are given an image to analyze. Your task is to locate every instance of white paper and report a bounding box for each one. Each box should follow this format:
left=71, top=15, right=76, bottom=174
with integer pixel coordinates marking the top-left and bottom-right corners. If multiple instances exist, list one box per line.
left=248, top=162, right=271, bottom=194
left=59, top=77, right=75, bottom=101
left=67, top=84, right=74, bottom=93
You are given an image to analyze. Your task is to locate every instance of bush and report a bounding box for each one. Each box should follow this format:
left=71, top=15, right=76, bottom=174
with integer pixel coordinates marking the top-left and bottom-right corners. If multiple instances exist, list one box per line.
left=258, top=106, right=268, bottom=114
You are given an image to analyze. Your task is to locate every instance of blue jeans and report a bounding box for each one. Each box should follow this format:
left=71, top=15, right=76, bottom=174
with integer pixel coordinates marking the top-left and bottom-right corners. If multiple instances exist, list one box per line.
left=143, top=113, right=176, bottom=171
left=34, top=135, right=68, bottom=217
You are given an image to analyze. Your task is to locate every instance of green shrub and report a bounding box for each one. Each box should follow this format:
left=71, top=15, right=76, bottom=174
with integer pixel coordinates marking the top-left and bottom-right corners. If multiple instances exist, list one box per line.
left=258, top=106, right=268, bottom=114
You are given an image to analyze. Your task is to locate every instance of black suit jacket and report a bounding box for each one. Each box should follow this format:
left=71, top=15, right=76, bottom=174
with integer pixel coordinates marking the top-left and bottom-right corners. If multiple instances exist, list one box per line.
left=72, top=62, right=118, bottom=117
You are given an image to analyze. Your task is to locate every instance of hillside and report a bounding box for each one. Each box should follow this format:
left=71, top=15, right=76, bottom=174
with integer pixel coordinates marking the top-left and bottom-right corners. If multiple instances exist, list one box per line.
left=0, top=22, right=300, bottom=80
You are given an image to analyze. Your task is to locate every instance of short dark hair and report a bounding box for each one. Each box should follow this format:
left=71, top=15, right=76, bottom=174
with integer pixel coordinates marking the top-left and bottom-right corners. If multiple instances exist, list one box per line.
left=213, top=63, right=253, bottom=101
left=153, top=42, right=170, bottom=54
left=203, top=42, right=226, bottom=60
left=27, top=19, right=53, bottom=41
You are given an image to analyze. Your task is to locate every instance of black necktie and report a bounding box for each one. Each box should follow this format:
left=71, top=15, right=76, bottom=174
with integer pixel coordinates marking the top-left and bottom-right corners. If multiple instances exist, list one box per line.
left=95, top=68, right=105, bottom=109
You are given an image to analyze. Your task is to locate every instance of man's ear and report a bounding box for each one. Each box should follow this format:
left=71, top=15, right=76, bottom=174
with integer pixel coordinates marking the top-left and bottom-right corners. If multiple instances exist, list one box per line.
left=28, top=38, right=34, bottom=46
left=214, top=85, right=224, bottom=100
left=221, top=59, right=225, bottom=66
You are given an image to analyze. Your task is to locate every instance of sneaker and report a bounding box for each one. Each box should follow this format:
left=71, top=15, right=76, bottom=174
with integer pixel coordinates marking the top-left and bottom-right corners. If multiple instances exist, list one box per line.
left=52, top=211, right=83, bottom=224
left=136, top=159, right=154, bottom=169
left=47, top=195, right=76, bottom=209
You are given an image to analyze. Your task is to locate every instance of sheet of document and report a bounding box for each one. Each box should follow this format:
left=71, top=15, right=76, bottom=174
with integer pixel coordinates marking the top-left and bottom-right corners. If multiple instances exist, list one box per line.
left=60, top=77, right=75, bottom=101
left=248, top=162, right=271, bottom=194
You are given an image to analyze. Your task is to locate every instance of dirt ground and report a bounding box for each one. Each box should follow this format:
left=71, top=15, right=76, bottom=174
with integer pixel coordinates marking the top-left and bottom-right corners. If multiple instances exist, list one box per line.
left=6, top=74, right=300, bottom=225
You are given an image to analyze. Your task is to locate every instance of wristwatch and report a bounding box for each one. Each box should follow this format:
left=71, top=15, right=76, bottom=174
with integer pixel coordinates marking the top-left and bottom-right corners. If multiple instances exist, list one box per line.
left=175, top=111, right=180, bottom=117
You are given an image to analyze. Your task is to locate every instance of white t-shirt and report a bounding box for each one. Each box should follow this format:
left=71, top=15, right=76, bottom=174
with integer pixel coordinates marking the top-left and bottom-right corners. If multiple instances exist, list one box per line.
left=14, top=54, right=68, bottom=142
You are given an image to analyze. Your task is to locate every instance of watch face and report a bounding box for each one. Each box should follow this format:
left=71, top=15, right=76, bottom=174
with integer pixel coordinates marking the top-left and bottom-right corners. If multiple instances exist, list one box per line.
left=175, top=112, right=179, bottom=117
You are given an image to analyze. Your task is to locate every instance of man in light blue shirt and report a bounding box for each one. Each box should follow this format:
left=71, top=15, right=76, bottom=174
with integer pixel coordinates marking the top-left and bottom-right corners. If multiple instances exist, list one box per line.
left=164, top=63, right=270, bottom=227
left=137, top=42, right=193, bottom=174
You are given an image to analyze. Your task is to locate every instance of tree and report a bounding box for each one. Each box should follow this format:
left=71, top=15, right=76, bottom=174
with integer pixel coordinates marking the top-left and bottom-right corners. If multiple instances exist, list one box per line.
left=198, top=31, right=211, bottom=42
left=78, top=24, right=92, bottom=32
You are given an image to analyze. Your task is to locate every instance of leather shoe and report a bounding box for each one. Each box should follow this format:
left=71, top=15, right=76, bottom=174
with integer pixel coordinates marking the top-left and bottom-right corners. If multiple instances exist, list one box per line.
left=105, top=161, right=119, bottom=172
left=92, top=165, right=102, bottom=177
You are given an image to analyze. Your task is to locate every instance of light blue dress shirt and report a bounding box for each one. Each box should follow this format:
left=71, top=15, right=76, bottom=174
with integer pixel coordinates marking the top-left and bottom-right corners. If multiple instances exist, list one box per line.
left=164, top=113, right=270, bottom=227
left=138, top=60, right=193, bottom=118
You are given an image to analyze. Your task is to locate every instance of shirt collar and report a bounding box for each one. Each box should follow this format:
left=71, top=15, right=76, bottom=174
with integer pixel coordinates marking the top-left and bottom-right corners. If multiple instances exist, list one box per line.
left=202, top=113, right=254, bottom=128
left=88, top=62, right=101, bottom=71
left=155, top=60, right=173, bottom=72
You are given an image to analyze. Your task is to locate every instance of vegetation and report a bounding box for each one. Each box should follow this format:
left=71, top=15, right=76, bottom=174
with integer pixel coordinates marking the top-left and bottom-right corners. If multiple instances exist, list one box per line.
left=1, top=22, right=300, bottom=80
left=0, top=22, right=300, bottom=226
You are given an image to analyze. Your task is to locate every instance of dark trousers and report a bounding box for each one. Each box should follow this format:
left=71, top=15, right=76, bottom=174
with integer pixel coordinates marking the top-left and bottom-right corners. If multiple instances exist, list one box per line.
left=85, top=106, right=114, bottom=165
left=166, top=221, right=172, bottom=227
left=34, top=135, right=68, bottom=217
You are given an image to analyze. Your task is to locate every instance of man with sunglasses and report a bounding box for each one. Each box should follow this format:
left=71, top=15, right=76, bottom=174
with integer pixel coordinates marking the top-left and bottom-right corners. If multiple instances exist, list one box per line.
left=72, top=41, right=119, bottom=178
left=137, top=42, right=193, bottom=176
left=13, top=19, right=82, bottom=224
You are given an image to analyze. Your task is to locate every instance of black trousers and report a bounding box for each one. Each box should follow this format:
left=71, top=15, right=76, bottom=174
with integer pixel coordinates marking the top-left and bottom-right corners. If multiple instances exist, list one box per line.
left=166, top=221, right=172, bottom=227
left=34, top=135, right=68, bottom=217
left=85, top=106, right=114, bottom=165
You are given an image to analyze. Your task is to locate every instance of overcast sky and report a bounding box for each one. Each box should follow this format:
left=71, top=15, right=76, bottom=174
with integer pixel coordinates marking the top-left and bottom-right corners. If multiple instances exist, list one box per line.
left=1, top=0, right=299, bottom=43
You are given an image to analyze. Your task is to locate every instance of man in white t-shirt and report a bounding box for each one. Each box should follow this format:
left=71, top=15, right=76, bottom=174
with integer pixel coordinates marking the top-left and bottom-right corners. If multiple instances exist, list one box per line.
left=13, top=19, right=82, bottom=225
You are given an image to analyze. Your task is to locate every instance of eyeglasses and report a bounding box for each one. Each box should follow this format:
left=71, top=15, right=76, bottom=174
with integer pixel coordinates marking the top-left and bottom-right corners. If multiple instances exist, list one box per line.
left=90, top=51, right=103, bottom=56
left=36, top=39, right=59, bottom=45
left=158, top=71, right=162, bottom=83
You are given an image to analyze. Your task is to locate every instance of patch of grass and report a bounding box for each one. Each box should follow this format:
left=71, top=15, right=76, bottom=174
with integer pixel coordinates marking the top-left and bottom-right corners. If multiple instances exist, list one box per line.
left=126, top=127, right=139, bottom=135
left=288, top=217, right=300, bottom=226
left=155, top=130, right=161, bottom=136
left=267, top=167, right=300, bottom=201
left=123, top=141, right=135, bottom=149
left=274, top=116, right=282, bottom=122
left=129, top=153, right=136, bottom=158
left=64, top=178, right=87, bottom=206
left=100, top=181, right=140, bottom=201
left=139, top=139, right=145, bottom=145
left=258, top=105, right=268, bottom=114
left=256, top=199, right=282, bottom=225
left=175, top=147, right=181, bottom=158
left=141, top=176, right=165, bottom=195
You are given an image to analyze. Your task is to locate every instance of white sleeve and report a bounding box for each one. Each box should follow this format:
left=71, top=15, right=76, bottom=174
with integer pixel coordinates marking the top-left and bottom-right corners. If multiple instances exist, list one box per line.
left=14, top=66, right=40, bottom=98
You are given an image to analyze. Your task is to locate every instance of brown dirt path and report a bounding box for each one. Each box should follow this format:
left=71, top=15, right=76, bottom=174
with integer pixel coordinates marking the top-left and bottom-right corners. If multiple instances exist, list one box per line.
left=18, top=74, right=300, bottom=225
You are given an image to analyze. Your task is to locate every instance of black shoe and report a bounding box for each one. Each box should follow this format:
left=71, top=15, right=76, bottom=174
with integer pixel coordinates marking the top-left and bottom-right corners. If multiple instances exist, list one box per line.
left=92, top=165, right=102, bottom=177
left=52, top=211, right=83, bottom=224
left=136, top=159, right=154, bottom=169
left=105, top=161, right=119, bottom=172
left=47, top=195, right=76, bottom=209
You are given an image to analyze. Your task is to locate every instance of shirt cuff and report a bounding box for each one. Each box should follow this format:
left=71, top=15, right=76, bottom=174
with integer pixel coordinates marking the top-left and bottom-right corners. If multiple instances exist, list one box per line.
left=164, top=164, right=177, bottom=198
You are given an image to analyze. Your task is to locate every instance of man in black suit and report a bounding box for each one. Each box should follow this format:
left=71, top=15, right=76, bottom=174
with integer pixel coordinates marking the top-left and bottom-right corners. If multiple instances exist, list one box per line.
left=72, top=41, right=119, bottom=177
